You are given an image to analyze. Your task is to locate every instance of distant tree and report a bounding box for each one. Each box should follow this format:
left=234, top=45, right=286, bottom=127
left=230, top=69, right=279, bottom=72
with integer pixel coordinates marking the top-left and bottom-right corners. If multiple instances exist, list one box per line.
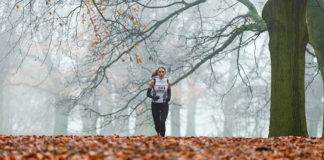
left=306, top=0, right=324, bottom=137
left=0, top=34, right=13, bottom=134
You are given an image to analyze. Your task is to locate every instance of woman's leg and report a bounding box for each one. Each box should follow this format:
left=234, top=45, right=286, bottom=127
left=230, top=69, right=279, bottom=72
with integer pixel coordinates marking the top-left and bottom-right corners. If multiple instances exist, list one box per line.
left=160, top=103, right=169, bottom=137
left=151, top=103, right=161, bottom=135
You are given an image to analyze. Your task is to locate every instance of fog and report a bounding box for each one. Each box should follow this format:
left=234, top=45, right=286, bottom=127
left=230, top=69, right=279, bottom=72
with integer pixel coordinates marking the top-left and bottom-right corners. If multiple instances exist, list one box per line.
left=0, top=0, right=322, bottom=137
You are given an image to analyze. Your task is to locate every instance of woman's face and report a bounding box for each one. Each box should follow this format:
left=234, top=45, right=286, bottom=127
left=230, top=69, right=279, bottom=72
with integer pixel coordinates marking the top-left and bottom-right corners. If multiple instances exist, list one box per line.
left=158, top=68, right=165, bottom=79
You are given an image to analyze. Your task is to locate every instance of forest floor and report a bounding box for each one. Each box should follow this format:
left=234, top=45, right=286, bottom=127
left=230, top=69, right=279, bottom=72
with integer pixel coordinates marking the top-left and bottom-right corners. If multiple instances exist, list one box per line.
left=0, top=135, right=323, bottom=159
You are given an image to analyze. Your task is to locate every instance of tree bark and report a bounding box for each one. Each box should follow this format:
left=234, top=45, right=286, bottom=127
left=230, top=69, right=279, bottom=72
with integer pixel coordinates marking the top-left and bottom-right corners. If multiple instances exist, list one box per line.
left=262, top=0, right=309, bottom=137
left=306, top=0, right=324, bottom=137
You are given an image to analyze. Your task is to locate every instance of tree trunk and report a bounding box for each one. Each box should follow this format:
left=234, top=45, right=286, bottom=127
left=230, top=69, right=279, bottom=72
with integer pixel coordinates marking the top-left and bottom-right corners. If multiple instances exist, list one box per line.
left=170, top=107, right=180, bottom=136
left=134, top=106, right=144, bottom=135
left=101, top=117, right=114, bottom=135
left=223, top=102, right=234, bottom=137
left=223, top=109, right=234, bottom=137
left=54, top=107, right=69, bottom=135
left=114, top=110, right=130, bottom=136
left=79, top=92, right=99, bottom=135
left=0, top=82, right=3, bottom=133
left=170, top=85, right=182, bottom=137
left=0, top=73, right=7, bottom=133
left=0, top=34, right=11, bottom=134
left=305, top=53, right=322, bottom=137
left=0, top=79, right=10, bottom=134
left=81, top=113, right=99, bottom=135
left=81, top=109, right=99, bottom=135
left=54, top=98, right=73, bottom=135
left=306, top=0, right=324, bottom=137
left=186, top=92, right=197, bottom=137
left=97, top=84, right=115, bottom=135
left=134, top=105, right=155, bottom=136
left=222, top=55, right=237, bottom=137
left=262, top=0, right=309, bottom=137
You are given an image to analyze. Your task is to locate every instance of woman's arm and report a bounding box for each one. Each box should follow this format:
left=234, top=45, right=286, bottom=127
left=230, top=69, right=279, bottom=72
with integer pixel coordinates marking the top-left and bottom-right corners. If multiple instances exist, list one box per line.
left=166, top=81, right=171, bottom=102
left=147, top=80, right=155, bottom=99
left=149, top=80, right=154, bottom=89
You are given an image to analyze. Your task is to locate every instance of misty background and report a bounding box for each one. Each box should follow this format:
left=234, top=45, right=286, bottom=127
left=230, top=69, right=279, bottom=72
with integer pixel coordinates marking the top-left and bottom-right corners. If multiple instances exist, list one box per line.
left=0, top=0, right=322, bottom=137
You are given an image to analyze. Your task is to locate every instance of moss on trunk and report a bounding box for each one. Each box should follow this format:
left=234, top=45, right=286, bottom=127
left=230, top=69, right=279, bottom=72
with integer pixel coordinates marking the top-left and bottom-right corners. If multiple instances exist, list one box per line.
left=262, top=0, right=309, bottom=137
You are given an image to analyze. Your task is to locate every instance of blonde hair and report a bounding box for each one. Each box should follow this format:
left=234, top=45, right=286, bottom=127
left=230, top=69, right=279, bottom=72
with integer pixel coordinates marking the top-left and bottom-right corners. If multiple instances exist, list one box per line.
left=151, top=66, right=166, bottom=78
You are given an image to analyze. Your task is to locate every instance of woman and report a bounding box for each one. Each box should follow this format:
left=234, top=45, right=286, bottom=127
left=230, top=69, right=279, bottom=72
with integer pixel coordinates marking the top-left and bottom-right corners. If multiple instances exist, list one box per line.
left=146, top=67, right=171, bottom=137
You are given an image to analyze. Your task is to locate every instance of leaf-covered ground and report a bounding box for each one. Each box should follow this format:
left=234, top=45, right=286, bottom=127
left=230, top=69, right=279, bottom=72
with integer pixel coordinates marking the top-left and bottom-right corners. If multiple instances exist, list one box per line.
left=0, top=135, right=323, bottom=159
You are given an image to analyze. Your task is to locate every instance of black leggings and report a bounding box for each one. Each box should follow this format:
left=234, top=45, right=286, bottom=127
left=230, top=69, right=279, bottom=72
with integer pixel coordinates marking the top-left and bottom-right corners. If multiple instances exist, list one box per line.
left=151, top=102, right=169, bottom=137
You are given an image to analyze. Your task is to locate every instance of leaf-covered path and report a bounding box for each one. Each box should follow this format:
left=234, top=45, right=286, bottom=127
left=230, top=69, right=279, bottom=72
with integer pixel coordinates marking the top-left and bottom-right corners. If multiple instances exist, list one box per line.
left=0, top=135, right=323, bottom=159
